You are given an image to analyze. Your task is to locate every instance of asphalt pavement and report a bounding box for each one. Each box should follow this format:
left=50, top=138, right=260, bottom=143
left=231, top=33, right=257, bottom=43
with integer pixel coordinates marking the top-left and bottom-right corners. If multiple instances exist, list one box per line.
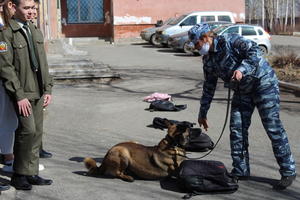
left=0, top=36, right=300, bottom=200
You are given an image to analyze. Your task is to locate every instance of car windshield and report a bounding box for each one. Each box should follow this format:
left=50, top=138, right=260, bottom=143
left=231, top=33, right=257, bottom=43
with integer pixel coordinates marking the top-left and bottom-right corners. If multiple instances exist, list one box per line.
left=213, top=24, right=232, bottom=34
left=169, top=15, right=187, bottom=25
left=163, top=18, right=175, bottom=25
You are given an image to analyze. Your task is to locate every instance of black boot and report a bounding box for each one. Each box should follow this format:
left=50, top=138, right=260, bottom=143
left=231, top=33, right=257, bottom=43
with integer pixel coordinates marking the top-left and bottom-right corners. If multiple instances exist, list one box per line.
left=39, top=149, right=52, bottom=158
left=273, top=175, right=296, bottom=190
left=26, top=175, right=53, bottom=185
left=11, top=174, right=32, bottom=190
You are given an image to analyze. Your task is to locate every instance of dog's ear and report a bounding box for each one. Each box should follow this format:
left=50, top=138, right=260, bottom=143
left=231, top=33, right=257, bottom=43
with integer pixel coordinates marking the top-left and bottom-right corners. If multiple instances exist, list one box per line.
left=164, top=119, right=172, bottom=127
left=177, top=124, right=187, bottom=132
left=166, top=123, right=178, bottom=138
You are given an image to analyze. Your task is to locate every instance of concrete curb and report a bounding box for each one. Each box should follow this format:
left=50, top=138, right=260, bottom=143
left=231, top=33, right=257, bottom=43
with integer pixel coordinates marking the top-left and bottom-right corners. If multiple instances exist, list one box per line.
left=279, top=80, right=300, bottom=94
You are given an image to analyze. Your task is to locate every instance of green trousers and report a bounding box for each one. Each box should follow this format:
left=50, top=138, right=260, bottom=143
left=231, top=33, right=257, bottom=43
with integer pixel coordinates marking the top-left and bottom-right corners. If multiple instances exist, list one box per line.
left=13, top=98, right=43, bottom=175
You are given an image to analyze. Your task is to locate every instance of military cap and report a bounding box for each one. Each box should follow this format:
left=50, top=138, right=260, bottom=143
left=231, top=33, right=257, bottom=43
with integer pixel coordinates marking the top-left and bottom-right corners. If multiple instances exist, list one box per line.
left=188, top=23, right=211, bottom=44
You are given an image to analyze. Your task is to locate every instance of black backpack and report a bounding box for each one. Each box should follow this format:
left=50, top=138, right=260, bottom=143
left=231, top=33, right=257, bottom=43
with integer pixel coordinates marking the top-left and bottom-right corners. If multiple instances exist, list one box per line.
left=184, top=128, right=214, bottom=152
left=151, top=118, right=213, bottom=152
left=177, top=160, right=239, bottom=199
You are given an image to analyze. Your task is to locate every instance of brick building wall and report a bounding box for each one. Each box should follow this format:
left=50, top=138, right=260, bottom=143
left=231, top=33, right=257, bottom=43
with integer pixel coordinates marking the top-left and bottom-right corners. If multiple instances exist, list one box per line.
left=112, top=0, right=245, bottom=40
left=37, top=0, right=245, bottom=40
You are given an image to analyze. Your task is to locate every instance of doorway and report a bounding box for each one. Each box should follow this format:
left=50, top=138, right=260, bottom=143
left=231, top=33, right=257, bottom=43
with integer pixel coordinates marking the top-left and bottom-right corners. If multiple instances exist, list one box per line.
left=61, top=0, right=111, bottom=37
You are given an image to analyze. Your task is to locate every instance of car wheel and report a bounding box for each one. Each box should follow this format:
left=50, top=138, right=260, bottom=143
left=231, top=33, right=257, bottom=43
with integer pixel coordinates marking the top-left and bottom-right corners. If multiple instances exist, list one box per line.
left=259, top=45, right=268, bottom=55
left=183, top=42, right=193, bottom=54
left=150, top=34, right=160, bottom=46
left=193, top=52, right=200, bottom=56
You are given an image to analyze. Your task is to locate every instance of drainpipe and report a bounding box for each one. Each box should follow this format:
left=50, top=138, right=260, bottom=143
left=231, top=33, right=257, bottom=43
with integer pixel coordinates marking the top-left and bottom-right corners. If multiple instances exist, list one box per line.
left=110, top=0, right=114, bottom=44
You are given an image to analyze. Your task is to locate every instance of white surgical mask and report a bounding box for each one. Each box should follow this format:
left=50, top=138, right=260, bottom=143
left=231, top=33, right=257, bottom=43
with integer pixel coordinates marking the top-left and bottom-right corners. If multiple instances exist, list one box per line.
left=199, top=42, right=210, bottom=55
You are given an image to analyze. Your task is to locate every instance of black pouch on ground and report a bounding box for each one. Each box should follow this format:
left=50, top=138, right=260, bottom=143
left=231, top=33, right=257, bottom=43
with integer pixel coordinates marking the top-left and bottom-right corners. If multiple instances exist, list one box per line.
left=148, top=100, right=187, bottom=111
left=151, top=117, right=195, bottom=130
left=184, top=128, right=214, bottom=152
left=177, top=160, right=239, bottom=199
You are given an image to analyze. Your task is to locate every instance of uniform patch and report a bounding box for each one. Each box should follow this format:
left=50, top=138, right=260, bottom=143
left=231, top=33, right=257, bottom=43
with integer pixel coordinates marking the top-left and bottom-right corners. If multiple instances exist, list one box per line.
left=0, top=41, right=7, bottom=52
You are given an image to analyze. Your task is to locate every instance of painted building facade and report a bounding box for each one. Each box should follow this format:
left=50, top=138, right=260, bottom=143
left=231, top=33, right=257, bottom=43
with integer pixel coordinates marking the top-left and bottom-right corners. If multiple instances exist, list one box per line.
left=38, top=0, right=245, bottom=41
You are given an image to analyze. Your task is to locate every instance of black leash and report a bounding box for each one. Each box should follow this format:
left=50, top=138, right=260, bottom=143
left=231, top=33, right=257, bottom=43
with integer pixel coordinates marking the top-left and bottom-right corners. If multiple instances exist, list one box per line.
left=183, top=85, right=232, bottom=160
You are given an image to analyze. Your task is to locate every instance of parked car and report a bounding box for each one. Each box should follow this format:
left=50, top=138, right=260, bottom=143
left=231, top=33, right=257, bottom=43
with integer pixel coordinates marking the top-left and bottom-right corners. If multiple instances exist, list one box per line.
left=140, top=18, right=175, bottom=45
left=214, top=24, right=271, bottom=55
left=169, top=21, right=233, bottom=53
left=155, top=11, right=235, bottom=47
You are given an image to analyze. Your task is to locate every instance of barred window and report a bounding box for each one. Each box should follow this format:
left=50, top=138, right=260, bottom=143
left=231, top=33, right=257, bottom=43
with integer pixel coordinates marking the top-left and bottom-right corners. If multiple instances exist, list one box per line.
left=67, top=0, right=104, bottom=24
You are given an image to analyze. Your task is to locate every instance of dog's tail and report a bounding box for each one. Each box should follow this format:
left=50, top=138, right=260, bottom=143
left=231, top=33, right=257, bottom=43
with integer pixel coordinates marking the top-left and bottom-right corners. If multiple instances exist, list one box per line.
left=84, top=157, right=106, bottom=176
left=84, top=157, right=97, bottom=170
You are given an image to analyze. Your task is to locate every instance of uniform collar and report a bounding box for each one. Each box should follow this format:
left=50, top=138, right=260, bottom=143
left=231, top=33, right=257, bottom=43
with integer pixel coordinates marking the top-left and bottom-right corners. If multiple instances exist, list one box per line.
left=8, top=19, right=22, bottom=31
left=212, top=38, right=219, bottom=53
left=8, top=19, right=34, bottom=32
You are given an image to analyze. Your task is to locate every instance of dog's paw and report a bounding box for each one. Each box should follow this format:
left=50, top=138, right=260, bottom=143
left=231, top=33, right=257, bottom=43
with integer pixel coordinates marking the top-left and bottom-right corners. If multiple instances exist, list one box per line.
left=120, top=175, right=135, bottom=182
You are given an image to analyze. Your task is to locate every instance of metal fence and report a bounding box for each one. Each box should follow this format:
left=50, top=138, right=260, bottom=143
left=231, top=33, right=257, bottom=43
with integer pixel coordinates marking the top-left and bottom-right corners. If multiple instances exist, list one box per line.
left=67, top=0, right=104, bottom=24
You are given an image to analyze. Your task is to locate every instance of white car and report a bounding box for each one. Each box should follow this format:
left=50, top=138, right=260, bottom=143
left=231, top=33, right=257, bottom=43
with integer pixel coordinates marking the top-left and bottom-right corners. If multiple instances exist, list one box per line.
left=155, top=11, right=235, bottom=47
left=214, top=24, right=271, bottom=55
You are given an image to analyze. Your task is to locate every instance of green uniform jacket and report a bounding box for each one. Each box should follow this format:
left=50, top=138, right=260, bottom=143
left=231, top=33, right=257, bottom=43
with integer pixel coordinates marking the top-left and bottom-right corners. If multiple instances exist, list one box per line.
left=0, top=19, right=52, bottom=101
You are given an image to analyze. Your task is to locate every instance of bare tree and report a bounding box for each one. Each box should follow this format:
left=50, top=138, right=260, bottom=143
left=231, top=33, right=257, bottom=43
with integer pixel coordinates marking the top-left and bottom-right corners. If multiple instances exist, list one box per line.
left=284, top=0, right=289, bottom=32
left=291, top=0, right=295, bottom=30
left=245, top=0, right=299, bottom=33
left=262, top=0, right=265, bottom=28
left=264, top=0, right=274, bottom=32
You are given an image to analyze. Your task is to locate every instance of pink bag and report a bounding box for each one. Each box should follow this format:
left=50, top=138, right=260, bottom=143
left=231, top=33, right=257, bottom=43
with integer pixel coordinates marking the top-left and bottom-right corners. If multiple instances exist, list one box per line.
left=143, top=92, right=172, bottom=102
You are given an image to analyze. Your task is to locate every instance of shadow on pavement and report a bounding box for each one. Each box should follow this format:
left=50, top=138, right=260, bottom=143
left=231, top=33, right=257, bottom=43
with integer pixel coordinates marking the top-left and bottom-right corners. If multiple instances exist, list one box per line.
left=157, top=49, right=176, bottom=53
left=173, top=53, right=196, bottom=57
left=69, top=157, right=103, bottom=163
left=248, top=175, right=277, bottom=186
left=130, top=42, right=150, bottom=46
left=142, top=45, right=164, bottom=49
left=72, top=171, right=116, bottom=180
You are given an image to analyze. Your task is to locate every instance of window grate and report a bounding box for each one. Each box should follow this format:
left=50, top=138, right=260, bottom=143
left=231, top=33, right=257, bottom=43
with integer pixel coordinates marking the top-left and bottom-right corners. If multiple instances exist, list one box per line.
left=67, top=0, right=104, bottom=24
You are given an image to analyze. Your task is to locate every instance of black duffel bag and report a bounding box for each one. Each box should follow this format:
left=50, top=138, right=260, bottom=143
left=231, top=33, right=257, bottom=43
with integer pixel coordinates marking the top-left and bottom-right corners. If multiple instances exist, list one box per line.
left=152, top=117, right=195, bottom=130
left=184, top=128, right=214, bottom=152
left=177, top=160, right=239, bottom=199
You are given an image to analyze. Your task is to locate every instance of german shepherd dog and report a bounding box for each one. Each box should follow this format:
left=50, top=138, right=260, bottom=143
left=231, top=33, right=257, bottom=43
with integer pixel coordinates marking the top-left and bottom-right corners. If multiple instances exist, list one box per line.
left=84, top=120, right=189, bottom=182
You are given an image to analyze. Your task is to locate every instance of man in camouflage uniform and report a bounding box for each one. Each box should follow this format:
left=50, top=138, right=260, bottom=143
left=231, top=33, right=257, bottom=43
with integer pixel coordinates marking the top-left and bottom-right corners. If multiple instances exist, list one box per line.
left=188, top=23, right=296, bottom=190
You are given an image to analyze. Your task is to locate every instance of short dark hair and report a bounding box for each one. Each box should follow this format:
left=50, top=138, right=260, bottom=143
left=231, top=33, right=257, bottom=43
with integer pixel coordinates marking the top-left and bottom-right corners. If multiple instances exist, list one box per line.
left=1, top=1, right=11, bottom=28
left=11, top=0, right=20, bottom=6
left=0, top=0, right=9, bottom=6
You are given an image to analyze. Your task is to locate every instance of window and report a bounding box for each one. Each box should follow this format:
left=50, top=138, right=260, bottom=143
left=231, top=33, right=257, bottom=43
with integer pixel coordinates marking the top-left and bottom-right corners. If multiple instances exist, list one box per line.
left=180, top=16, right=197, bottom=26
left=258, top=29, right=263, bottom=35
left=169, top=15, right=187, bottom=25
left=201, top=16, right=215, bottom=22
left=223, top=26, right=239, bottom=34
left=242, top=27, right=257, bottom=36
left=67, top=0, right=104, bottom=24
left=218, top=15, right=231, bottom=22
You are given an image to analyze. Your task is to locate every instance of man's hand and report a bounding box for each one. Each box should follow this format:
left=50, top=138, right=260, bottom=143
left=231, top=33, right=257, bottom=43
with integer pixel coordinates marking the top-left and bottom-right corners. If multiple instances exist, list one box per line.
left=18, top=98, right=31, bottom=117
left=198, top=118, right=209, bottom=131
left=43, top=94, right=52, bottom=107
left=231, top=70, right=243, bottom=81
